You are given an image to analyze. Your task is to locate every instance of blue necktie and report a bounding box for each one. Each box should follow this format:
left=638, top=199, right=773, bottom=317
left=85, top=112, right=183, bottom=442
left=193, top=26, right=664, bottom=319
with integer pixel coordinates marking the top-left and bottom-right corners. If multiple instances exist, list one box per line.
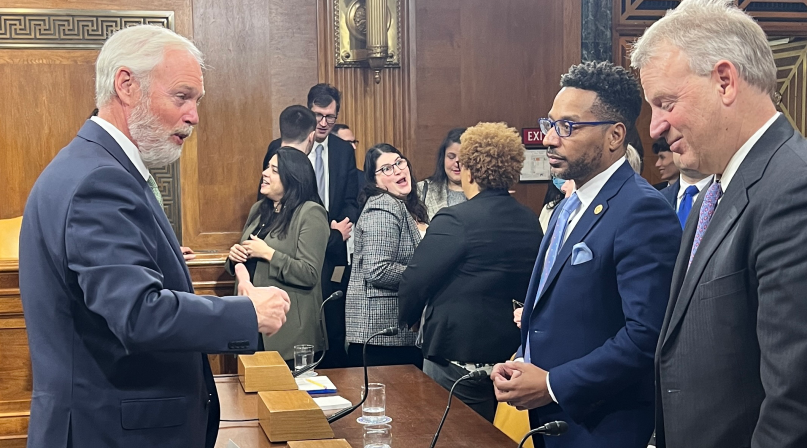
left=525, top=192, right=581, bottom=363
left=677, top=185, right=699, bottom=229
left=315, top=144, right=325, bottom=202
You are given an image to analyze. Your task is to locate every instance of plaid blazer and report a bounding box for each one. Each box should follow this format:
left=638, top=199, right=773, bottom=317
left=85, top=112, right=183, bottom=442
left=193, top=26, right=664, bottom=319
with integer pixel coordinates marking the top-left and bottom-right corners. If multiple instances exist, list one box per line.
left=346, top=193, right=421, bottom=346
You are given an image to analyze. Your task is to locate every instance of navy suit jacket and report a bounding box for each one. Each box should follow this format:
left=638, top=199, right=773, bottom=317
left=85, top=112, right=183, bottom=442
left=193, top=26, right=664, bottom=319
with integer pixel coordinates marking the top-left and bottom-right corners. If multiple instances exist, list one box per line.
left=519, top=161, right=680, bottom=448
left=660, top=180, right=678, bottom=210
left=19, top=121, right=260, bottom=448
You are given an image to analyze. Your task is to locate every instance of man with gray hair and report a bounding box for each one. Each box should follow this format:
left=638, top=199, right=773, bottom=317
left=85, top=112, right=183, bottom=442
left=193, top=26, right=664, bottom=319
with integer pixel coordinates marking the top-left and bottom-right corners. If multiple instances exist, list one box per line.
left=632, top=1, right=807, bottom=447
left=19, top=25, right=291, bottom=448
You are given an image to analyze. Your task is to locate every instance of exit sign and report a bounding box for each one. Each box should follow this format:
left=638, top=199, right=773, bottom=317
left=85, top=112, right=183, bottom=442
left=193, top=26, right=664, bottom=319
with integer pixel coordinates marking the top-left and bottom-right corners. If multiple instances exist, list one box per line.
left=522, top=128, right=545, bottom=147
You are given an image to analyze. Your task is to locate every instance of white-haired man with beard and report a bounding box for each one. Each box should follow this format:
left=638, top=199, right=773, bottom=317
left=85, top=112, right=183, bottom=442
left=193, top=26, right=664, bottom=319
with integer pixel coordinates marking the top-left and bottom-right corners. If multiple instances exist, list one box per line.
left=19, top=25, right=291, bottom=448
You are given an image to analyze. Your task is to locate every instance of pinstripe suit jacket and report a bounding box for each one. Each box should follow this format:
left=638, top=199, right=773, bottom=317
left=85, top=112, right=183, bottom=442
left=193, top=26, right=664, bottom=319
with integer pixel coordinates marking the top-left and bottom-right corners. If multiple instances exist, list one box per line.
left=346, top=193, right=421, bottom=346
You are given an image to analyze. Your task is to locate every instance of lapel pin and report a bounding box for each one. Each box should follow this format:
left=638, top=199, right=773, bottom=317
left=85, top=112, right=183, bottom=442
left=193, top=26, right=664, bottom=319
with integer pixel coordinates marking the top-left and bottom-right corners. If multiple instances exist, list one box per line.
left=594, top=204, right=603, bottom=215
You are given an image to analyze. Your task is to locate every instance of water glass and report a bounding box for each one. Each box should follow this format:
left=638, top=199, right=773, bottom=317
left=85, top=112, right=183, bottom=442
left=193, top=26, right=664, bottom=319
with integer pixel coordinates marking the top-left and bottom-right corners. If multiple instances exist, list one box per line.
left=361, top=383, right=387, bottom=423
left=363, top=423, right=392, bottom=448
left=293, top=344, right=314, bottom=375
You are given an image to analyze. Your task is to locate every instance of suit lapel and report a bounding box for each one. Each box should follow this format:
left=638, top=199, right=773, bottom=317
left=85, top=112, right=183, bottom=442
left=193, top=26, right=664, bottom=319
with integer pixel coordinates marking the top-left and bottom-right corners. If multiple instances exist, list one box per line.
left=328, top=139, right=342, bottom=218
left=662, top=115, right=794, bottom=347
left=78, top=120, right=192, bottom=291
left=534, top=162, right=633, bottom=305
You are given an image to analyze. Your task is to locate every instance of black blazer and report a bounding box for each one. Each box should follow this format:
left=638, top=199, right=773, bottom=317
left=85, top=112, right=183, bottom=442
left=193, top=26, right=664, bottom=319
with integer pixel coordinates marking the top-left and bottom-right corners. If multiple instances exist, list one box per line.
left=260, top=135, right=360, bottom=268
left=656, top=115, right=807, bottom=448
left=660, top=179, right=678, bottom=209
left=398, top=189, right=542, bottom=364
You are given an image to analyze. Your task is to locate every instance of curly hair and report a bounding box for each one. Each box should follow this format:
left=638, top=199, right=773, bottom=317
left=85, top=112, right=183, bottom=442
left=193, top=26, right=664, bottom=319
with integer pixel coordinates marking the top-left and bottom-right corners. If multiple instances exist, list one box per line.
left=458, top=122, right=525, bottom=190
left=560, top=61, right=642, bottom=134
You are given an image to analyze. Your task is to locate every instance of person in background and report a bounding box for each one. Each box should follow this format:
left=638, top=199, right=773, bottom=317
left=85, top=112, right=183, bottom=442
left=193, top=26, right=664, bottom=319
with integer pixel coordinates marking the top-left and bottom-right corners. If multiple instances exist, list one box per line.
left=633, top=0, right=807, bottom=446
left=652, top=138, right=679, bottom=190
left=492, top=61, right=680, bottom=448
left=331, top=123, right=359, bottom=151
left=538, top=178, right=574, bottom=233
left=417, top=127, right=468, bottom=220
left=227, top=148, right=329, bottom=363
left=262, top=84, right=360, bottom=368
left=346, top=144, right=428, bottom=368
left=659, top=151, right=712, bottom=229
left=399, top=122, right=542, bottom=422
left=626, top=144, right=643, bottom=174
left=18, top=25, right=290, bottom=448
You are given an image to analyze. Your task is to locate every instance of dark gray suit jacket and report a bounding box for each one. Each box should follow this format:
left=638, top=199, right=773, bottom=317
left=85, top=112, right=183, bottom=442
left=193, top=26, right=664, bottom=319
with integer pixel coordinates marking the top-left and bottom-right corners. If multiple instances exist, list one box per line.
left=19, top=120, right=259, bottom=448
left=655, top=115, right=807, bottom=448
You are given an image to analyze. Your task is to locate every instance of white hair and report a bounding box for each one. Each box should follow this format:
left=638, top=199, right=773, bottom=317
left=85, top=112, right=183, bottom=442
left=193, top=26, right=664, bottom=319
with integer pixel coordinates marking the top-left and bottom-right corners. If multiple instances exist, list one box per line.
left=95, top=25, right=204, bottom=107
left=630, top=0, right=776, bottom=96
left=626, top=144, right=642, bottom=174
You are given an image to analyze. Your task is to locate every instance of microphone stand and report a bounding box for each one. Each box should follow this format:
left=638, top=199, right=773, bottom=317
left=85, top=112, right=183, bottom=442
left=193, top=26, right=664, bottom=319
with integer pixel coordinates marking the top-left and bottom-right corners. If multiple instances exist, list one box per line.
left=327, top=326, right=399, bottom=423
left=429, top=369, right=487, bottom=448
left=517, top=421, right=569, bottom=447
left=292, top=290, right=344, bottom=378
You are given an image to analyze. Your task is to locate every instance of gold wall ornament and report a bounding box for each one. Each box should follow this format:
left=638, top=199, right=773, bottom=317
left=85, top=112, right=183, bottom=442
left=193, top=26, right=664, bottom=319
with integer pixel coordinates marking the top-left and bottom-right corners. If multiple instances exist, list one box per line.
left=335, top=0, right=400, bottom=83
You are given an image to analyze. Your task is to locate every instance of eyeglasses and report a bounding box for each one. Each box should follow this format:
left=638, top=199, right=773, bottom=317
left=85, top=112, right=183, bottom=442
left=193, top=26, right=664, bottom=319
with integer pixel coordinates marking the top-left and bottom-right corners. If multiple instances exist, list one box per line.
left=344, top=139, right=359, bottom=145
left=538, top=118, right=618, bottom=138
left=376, top=158, right=408, bottom=176
left=315, top=113, right=338, bottom=125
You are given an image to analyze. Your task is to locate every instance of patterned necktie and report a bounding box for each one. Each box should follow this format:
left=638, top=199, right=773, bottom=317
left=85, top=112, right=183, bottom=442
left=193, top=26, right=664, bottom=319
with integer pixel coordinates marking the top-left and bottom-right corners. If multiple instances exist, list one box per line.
left=689, top=181, right=722, bottom=266
left=525, top=192, right=581, bottom=364
left=315, top=144, right=325, bottom=202
left=536, top=192, right=582, bottom=298
left=677, top=185, right=699, bottom=229
left=147, top=175, right=163, bottom=208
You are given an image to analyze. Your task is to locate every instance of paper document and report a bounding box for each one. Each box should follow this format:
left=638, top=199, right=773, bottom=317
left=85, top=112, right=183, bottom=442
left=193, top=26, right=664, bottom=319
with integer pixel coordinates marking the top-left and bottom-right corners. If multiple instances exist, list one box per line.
left=296, top=375, right=337, bottom=394
left=313, top=396, right=352, bottom=411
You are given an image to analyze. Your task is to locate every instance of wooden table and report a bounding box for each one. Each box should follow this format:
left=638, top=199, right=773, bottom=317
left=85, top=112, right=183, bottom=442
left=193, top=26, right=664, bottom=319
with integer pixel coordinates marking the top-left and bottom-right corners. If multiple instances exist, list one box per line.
left=216, top=365, right=515, bottom=447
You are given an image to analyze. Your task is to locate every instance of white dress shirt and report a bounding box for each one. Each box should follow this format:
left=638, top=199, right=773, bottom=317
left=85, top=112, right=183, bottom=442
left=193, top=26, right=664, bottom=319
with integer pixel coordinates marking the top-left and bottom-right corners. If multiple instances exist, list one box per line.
left=309, top=135, right=331, bottom=211
left=90, top=116, right=149, bottom=181
left=675, top=175, right=713, bottom=212
left=717, top=112, right=780, bottom=203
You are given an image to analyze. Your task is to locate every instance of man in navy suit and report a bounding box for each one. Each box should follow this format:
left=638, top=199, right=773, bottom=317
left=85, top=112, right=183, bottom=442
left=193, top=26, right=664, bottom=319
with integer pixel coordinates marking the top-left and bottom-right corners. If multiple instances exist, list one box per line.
left=659, top=149, right=712, bottom=229
left=19, top=25, right=290, bottom=448
left=492, top=61, right=681, bottom=448
left=261, top=84, right=359, bottom=367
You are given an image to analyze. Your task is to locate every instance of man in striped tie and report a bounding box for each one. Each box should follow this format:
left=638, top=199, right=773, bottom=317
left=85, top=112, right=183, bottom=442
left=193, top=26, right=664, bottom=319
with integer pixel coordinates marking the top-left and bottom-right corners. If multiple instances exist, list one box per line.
left=492, top=61, right=681, bottom=448
left=632, top=1, right=807, bottom=447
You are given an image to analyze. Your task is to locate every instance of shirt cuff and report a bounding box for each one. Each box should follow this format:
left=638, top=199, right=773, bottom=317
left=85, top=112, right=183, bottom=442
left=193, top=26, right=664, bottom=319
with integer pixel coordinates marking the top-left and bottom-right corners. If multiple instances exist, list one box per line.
left=546, top=372, right=558, bottom=403
left=514, top=357, right=525, bottom=363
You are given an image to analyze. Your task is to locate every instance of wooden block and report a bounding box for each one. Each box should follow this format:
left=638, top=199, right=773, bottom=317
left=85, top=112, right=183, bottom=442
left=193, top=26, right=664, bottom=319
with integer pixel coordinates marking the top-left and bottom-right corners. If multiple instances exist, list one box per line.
left=257, top=390, right=334, bottom=442
left=237, top=352, right=297, bottom=392
left=287, top=439, right=353, bottom=448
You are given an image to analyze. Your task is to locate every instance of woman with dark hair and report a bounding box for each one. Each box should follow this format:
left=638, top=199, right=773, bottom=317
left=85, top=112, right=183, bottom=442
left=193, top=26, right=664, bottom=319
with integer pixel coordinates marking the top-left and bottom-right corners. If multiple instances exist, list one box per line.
left=345, top=143, right=428, bottom=368
left=418, top=127, right=468, bottom=220
left=398, top=122, right=542, bottom=421
left=226, top=147, right=330, bottom=362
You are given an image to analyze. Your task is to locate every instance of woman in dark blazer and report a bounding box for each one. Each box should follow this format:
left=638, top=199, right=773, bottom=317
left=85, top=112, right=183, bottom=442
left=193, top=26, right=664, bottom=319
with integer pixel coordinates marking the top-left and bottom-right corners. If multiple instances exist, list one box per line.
left=398, top=122, right=543, bottom=422
left=345, top=143, right=429, bottom=368
left=226, top=147, right=330, bottom=362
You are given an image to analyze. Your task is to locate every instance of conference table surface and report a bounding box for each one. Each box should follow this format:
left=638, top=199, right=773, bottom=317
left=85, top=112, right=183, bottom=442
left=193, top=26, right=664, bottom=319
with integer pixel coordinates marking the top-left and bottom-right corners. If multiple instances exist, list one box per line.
left=216, top=364, right=516, bottom=447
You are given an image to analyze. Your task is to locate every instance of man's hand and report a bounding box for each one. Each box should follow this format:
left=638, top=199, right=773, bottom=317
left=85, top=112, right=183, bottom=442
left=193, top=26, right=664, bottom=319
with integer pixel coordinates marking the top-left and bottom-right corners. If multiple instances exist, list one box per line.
left=180, top=246, right=196, bottom=261
left=242, top=235, right=275, bottom=261
left=513, top=308, right=523, bottom=329
left=331, top=218, right=353, bottom=241
left=235, top=263, right=290, bottom=336
left=228, top=243, right=249, bottom=263
left=492, top=360, right=553, bottom=410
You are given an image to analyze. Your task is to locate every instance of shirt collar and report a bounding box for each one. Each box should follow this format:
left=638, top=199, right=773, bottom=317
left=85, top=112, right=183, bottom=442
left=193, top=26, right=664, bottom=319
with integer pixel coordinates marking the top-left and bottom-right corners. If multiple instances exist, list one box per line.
left=90, top=116, right=150, bottom=181
left=676, top=174, right=714, bottom=200
left=719, top=112, right=779, bottom=193
left=573, top=156, right=627, bottom=211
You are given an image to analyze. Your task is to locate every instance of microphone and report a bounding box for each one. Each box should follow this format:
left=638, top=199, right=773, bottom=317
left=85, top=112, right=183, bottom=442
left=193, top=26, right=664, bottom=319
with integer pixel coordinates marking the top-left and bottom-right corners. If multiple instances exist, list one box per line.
left=326, top=326, right=399, bottom=423
left=292, top=290, right=344, bottom=378
left=517, top=421, right=568, bottom=447
left=429, top=369, right=487, bottom=448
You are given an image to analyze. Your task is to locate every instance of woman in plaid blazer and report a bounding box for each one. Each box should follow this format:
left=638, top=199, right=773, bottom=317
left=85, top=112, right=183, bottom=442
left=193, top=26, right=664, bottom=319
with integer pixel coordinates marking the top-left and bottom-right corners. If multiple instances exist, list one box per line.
left=346, top=143, right=429, bottom=368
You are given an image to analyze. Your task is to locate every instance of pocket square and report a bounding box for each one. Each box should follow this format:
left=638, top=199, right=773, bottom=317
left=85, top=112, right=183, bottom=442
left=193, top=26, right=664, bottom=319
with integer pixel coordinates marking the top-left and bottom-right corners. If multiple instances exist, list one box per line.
left=571, top=242, right=593, bottom=265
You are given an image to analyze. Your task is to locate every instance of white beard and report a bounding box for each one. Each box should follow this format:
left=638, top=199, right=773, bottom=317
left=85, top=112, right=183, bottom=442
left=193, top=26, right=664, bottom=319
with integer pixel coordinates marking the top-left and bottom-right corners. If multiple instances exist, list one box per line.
left=129, top=96, right=193, bottom=169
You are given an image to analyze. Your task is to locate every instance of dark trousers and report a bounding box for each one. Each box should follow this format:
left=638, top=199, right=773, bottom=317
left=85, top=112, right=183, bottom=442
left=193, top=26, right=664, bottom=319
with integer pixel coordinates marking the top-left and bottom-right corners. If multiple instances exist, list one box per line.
left=346, top=343, right=423, bottom=369
left=422, top=359, right=497, bottom=422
